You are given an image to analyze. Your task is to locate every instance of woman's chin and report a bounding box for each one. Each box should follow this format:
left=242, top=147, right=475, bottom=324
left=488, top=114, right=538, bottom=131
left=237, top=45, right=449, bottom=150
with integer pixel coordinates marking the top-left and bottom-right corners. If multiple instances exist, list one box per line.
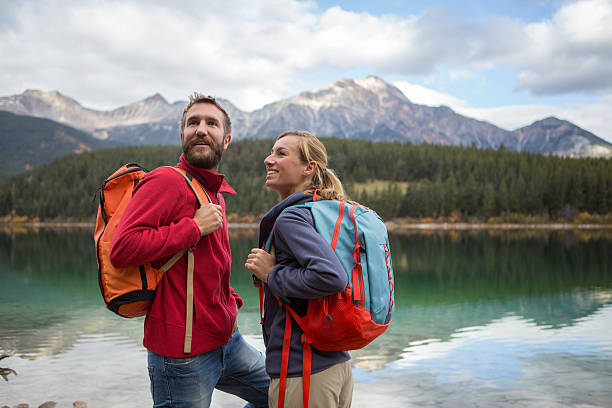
left=265, top=181, right=283, bottom=195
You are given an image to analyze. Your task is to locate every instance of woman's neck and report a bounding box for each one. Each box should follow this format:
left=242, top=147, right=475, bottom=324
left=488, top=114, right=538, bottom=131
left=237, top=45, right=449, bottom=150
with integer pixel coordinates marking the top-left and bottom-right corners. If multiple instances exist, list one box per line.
left=278, top=181, right=312, bottom=200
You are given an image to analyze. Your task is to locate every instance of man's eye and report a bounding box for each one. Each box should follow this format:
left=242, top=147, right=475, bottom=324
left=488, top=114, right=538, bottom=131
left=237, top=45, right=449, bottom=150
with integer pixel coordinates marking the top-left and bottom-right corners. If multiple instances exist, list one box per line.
left=208, top=121, right=218, bottom=126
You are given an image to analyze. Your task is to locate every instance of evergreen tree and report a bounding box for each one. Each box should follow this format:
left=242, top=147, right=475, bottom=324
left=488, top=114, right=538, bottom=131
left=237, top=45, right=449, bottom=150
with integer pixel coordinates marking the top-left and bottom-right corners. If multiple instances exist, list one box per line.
left=443, top=172, right=458, bottom=216
left=1, top=138, right=611, bottom=221
left=482, top=182, right=496, bottom=217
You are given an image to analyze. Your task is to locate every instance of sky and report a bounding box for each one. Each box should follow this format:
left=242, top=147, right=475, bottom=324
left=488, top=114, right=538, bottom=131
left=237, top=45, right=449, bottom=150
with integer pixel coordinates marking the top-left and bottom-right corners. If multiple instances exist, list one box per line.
left=1, top=0, right=611, bottom=142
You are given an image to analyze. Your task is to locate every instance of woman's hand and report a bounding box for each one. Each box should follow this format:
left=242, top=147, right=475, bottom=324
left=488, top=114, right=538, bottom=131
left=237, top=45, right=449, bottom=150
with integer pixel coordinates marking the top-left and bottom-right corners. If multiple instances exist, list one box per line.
left=245, top=246, right=276, bottom=284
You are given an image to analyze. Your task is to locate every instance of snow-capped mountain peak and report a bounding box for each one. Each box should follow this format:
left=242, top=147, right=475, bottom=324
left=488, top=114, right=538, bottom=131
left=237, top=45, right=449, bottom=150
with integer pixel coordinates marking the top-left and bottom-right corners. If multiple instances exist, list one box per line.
left=0, top=76, right=609, bottom=157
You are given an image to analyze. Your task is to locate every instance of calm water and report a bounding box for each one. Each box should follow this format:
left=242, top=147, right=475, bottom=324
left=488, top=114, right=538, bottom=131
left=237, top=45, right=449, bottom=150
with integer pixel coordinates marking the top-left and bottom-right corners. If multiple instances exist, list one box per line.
left=1, top=227, right=611, bottom=407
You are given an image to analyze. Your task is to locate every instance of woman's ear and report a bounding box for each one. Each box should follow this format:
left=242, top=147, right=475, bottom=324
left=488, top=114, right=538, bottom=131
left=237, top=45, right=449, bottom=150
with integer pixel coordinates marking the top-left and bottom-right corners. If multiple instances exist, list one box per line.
left=303, top=161, right=317, bottom=176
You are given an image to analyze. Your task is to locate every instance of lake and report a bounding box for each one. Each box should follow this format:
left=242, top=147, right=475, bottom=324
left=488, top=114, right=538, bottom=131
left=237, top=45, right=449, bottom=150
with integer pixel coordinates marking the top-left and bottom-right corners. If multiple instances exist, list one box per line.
left=1, top=227, right=611, bottom=407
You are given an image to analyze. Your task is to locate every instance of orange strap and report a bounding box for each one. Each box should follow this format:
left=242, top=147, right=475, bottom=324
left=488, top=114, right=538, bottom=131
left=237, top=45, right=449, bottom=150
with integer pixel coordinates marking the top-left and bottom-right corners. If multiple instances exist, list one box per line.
left=330, top=202, right=345, bottom=251
left=384, top=243, right=394, bottom=313
left=351, top=264, right=361, bottom=303
left=170, top=167, right=211, bottom=206
left=302, top=343, right=312, bottom=408
left=278, top=307, right=313, bottom=408
left=278, top=308, right=292, bottom=408
left=254, top=244, right=267, bottom=325
left=257, top=285, right=264, bottom=324
left=349, top=205, right=363, bottom=302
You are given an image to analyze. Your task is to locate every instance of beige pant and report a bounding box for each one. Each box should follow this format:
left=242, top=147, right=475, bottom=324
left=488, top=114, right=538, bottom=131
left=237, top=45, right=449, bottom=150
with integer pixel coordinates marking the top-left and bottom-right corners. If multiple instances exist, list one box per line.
left=269, top=360, right=353, bottom=408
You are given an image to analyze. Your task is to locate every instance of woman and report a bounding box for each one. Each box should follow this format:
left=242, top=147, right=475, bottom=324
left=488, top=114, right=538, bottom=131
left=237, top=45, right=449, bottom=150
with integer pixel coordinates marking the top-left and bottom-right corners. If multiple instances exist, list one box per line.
left=245, top=130, right=354, bottom=408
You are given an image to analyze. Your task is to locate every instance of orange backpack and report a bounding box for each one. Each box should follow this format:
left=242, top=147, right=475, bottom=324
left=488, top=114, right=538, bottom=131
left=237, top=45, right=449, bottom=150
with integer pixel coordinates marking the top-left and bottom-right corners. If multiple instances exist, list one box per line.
left=94, top=163, right=210, bottom=353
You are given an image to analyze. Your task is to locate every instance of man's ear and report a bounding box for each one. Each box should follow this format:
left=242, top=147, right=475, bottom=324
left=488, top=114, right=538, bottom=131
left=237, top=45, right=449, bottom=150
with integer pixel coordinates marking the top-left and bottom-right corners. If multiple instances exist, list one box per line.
left=223, top=134, right=232, bottom=150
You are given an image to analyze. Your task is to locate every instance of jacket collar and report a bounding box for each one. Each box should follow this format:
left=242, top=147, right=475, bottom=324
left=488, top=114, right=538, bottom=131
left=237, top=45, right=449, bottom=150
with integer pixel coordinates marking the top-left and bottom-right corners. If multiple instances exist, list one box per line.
left=258, top=191, right=312, bottom=247
left=177, top=154, right=236, bottom=196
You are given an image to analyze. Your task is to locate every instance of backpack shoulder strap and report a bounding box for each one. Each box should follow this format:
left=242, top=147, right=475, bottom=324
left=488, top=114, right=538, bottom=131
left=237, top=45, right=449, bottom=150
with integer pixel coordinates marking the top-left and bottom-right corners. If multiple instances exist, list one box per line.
left=156, top=166, right=213, bottom=275
left=161, top=166, right=212, bottom=354
left=168, top=167, right=212, bottom=206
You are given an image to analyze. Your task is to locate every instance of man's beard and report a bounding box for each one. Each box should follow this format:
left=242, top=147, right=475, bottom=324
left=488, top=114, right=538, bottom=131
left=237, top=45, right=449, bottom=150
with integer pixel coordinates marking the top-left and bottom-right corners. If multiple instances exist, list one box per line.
left=182, top=137, right=225, bottom=169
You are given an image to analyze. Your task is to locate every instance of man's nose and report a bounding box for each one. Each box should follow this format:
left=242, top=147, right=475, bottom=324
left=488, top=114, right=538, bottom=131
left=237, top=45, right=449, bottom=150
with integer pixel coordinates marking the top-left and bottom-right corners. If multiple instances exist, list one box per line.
left=195, top=123, right=208, bottom=136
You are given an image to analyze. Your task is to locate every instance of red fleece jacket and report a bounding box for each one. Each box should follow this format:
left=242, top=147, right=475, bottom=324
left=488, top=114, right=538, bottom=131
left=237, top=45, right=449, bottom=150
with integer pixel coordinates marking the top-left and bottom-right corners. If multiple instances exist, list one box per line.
left=109, top=155, right=242, bottom=357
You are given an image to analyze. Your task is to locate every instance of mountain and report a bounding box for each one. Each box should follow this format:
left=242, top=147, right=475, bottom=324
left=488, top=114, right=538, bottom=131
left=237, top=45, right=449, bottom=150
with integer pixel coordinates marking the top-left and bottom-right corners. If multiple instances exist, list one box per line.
left=515, top=117, right=612, bottom=158
left=235, top=77, right=517, bottom=148
left=0, top=77, right=610, bottom=158
left=0, top=89, right=240, bottom=145
left=0, top=89, right=185, bottom=131
left=0, top=111, right=116, bottom=178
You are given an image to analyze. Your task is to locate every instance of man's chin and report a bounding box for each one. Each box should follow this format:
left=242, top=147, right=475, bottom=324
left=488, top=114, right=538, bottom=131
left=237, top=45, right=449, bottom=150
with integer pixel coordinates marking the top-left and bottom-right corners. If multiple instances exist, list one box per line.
left=184, top=151, right=221, bottom=169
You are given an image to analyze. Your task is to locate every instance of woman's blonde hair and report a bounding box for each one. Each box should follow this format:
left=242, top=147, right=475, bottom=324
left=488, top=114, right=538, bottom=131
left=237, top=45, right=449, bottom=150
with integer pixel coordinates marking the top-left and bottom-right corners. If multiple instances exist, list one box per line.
left=276, top=130, right=358, bottom=204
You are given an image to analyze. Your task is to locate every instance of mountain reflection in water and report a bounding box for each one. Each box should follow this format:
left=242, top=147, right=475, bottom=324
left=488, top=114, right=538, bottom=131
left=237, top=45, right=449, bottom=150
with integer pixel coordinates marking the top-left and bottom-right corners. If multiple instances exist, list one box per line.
left=1, top=227, right=611, bottom=407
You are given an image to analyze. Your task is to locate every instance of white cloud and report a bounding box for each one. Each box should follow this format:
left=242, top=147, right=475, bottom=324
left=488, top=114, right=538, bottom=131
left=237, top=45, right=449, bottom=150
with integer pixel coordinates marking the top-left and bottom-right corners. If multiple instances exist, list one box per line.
left=396, top=302, right=612, bottom=368
left=0, top=0, right=323, bottom=110
left=394, top=80, right=469, bottom=108
left=0, top=0, right=610, bottom=129
left=513, top=0, right=612, bottom=94
left=0, top=1, right=516, bottom=110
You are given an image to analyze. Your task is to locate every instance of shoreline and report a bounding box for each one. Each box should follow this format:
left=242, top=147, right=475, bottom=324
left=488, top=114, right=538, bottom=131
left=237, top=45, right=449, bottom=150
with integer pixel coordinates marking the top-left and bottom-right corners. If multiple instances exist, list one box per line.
left=1, top=221, right=611, bottom=231
left=384, top=222, right=612, bottom=230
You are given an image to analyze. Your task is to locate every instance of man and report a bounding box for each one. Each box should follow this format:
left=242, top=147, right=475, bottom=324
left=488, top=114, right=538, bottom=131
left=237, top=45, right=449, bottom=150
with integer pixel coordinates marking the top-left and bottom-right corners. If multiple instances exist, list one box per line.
left=110, top=93, right=269, bottom=407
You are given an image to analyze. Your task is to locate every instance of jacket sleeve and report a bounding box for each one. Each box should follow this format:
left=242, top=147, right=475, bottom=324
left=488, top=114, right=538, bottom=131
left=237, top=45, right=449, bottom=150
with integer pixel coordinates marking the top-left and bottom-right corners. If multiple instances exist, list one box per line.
left=109, top=169, right=201, bottom=268
left=266, top=208, right=348, bottom=299
left=230, top=287, right=244, bottom=309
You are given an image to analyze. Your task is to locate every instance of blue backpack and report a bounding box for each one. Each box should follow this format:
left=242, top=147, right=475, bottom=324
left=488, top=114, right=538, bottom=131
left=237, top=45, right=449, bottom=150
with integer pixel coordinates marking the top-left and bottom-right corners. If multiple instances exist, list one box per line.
left=261, top=197, right=395, bottom=408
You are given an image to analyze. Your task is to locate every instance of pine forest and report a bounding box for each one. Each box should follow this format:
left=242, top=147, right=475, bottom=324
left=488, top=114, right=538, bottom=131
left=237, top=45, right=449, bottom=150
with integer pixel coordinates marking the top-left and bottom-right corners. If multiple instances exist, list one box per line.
left=0, top=138, right=611, bottom=223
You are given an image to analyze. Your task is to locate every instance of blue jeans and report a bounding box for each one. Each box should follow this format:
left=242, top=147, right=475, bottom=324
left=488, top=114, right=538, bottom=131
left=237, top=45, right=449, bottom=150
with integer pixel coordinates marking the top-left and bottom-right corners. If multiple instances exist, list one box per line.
left=147, top=330, right=270, bottom=407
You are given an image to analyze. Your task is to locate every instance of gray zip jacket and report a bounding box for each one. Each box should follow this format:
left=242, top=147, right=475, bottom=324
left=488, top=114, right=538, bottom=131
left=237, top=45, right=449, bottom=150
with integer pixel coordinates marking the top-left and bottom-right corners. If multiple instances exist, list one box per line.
left=258, top=191, right=350, bottom=378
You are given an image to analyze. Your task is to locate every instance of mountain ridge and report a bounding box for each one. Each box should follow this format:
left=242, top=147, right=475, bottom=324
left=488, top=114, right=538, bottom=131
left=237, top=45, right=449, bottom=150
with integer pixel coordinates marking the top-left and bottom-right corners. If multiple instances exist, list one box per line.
left=0, top=76, right=610, bottom=158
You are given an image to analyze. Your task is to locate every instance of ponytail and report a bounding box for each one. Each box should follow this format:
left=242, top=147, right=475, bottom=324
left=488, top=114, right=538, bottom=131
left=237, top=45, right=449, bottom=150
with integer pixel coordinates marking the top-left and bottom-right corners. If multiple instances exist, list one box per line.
left=276, top=130, right=359, bottom=206
left=306, top=165, right=359, bottom=205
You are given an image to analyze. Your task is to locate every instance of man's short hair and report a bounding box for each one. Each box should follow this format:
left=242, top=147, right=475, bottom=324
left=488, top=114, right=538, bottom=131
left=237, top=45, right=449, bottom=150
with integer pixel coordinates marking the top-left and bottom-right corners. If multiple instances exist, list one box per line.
left=180, top=93, right=232, bottom=138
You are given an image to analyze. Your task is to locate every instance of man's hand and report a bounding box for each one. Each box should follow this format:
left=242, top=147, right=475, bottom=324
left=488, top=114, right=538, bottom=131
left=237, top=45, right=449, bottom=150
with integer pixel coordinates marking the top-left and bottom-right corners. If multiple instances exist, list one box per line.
left=245, top=246, right=276, bottom=283
left=193, top=203, right=223, bottom=237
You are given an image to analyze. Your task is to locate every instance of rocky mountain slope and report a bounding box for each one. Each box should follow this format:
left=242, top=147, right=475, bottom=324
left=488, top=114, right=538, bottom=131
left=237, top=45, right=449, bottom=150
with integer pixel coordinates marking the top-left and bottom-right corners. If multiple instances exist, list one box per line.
left=0, top=90, right=184, bottom=131
left=231, top=77, right=519, bottom=149
left=515, top=117, right=612, bottom=158
left=1, top=76, right=610, bottom=158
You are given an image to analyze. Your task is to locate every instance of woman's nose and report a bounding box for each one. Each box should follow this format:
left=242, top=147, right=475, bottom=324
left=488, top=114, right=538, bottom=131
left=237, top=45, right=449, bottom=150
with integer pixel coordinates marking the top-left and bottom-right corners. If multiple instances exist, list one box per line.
left=264, top=155, right=273, bottom=165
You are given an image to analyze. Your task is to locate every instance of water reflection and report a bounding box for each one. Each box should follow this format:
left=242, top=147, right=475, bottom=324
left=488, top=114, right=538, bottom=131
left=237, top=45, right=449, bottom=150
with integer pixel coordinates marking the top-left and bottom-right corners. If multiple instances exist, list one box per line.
left=351, top=305, right=612, bottom=408
left=1, top=228, right=612, bottom=407
left=1, top=228, right=610, bottom=361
